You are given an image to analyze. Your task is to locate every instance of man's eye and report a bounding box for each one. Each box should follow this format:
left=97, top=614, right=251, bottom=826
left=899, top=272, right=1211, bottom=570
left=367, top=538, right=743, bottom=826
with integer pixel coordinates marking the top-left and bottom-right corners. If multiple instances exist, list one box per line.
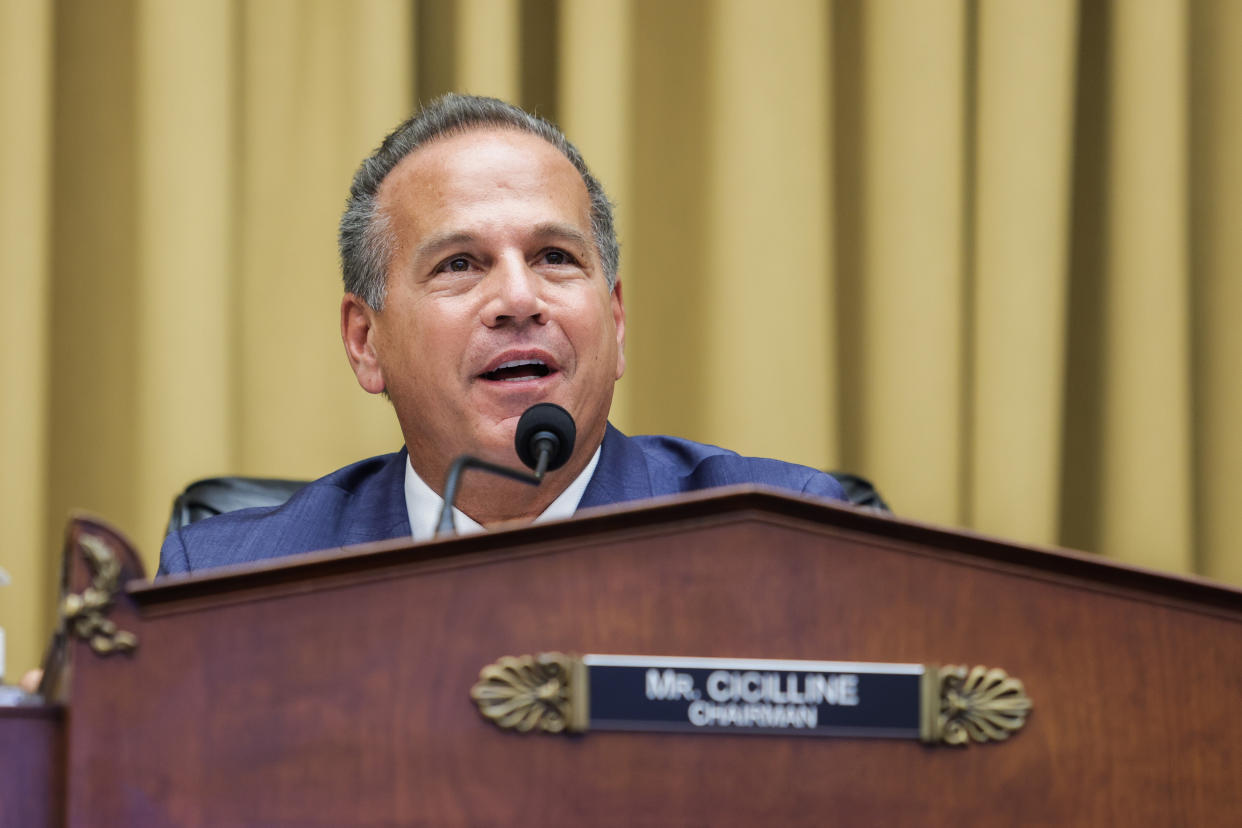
left=544, top=249, right=572, bottom=265
left=443, top=257, right=470, bottom=272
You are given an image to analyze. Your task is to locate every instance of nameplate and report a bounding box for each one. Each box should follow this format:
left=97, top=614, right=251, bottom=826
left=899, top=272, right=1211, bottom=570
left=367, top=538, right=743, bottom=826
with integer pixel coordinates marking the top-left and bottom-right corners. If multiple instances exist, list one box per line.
left=470, top=652, right=1032, bottom=747
left=586, top=654, right=921, bottom=738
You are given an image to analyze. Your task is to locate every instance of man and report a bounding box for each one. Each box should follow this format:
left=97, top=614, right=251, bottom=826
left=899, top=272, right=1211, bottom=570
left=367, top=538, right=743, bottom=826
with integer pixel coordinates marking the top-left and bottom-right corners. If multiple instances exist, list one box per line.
left=160, top=95, right=844, bottom=575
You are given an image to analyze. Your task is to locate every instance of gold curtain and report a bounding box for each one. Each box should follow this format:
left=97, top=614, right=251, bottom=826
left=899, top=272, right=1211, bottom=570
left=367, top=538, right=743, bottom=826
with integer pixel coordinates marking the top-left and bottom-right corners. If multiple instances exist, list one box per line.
left=1, top=0, right=1239, bottom=679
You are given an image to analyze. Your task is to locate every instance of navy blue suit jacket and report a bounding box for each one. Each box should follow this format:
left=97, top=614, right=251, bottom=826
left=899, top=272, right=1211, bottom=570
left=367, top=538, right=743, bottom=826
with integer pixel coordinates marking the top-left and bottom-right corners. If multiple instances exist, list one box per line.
left=159, top=424, right=845, bottom=575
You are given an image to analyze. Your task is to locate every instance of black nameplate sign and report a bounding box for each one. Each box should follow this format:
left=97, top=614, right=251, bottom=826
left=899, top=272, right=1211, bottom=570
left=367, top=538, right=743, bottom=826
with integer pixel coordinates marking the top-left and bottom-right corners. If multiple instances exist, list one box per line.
left=583, top=655, right=924, bottom=738
left=470, top=652, right=1031, bottom=745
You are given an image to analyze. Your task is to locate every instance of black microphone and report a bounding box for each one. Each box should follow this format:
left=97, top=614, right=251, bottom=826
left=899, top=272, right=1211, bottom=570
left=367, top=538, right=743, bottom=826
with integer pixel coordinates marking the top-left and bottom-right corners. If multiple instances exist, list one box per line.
left=435, top=403, right=578, bottom=537
left=515, top=403, right=576, bottom=477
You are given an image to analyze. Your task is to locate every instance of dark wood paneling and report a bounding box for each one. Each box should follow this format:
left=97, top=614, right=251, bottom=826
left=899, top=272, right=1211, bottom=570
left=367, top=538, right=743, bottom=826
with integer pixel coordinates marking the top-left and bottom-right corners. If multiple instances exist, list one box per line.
left=0, top=707, right=64, bottom=828
left=56, top=494, right=1242, bottom=826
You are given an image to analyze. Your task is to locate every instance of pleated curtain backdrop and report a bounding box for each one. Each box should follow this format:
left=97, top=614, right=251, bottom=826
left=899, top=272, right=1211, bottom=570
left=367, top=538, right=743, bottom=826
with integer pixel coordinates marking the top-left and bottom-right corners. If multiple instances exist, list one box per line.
left=1, top=0, right=1239, bottom=680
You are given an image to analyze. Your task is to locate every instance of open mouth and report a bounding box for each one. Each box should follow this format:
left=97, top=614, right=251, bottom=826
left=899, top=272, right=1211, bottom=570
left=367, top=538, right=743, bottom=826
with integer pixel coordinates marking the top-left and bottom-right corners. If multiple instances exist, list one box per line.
left=480, top=359, right=554, bottom=382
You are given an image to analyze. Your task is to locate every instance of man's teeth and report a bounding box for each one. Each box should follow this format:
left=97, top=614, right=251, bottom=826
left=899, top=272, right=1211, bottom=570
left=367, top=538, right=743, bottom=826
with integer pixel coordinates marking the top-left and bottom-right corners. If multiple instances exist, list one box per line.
left=484, top=360, right=551, bottom=381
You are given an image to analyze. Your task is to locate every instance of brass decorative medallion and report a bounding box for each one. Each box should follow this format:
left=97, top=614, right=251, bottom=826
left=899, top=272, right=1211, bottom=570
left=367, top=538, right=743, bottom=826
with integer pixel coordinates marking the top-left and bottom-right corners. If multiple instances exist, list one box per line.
left=936, top=664, right=1031, bottom=745
left=61, top=534, right=138, bottom=656
left=470, top=652, right=585, bottom=733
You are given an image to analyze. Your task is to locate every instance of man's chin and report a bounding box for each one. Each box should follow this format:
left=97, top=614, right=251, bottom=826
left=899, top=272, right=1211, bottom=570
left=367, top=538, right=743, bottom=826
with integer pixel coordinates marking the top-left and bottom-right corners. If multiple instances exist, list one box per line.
left=475, top=395, right=570, bottom=436
left=466, top=425, right=526, bottom=467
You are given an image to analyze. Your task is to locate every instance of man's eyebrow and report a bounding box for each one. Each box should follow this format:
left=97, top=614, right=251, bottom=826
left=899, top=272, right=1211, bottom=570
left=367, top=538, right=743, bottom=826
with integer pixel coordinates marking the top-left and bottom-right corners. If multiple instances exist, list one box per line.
left=414, top=231, right=478, bottom=261
left=414, top=224, right=593, bottom=260
left=530, top=222, right=592, bottom=251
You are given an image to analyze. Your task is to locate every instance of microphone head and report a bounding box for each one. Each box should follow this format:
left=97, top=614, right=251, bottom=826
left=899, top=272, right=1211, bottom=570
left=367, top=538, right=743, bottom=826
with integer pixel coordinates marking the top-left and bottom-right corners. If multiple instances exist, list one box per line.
left=515, top=403, right=576, bottom=472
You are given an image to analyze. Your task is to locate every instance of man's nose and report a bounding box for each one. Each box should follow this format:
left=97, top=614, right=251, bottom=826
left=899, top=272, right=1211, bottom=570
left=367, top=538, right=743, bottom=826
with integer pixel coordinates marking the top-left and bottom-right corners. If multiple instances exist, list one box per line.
left=481, top=254, right=547, bottom=327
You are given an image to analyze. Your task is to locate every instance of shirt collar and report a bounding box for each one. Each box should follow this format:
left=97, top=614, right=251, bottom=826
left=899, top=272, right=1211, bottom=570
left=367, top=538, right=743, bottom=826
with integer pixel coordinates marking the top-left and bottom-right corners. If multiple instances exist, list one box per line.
left=404, top=446, right=602, bottom=542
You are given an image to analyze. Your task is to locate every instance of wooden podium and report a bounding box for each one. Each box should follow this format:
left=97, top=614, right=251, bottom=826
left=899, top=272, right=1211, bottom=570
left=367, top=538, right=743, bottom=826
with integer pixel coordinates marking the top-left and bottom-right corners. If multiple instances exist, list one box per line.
left=5, top=487, right=1242, bottom=826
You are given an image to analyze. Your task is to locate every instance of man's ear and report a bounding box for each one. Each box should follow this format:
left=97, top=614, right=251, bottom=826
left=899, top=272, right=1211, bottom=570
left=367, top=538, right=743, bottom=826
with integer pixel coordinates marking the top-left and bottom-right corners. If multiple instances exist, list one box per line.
left=611, top=280, right=626, bottom=380
left=341, top=293, right=386, bottom=395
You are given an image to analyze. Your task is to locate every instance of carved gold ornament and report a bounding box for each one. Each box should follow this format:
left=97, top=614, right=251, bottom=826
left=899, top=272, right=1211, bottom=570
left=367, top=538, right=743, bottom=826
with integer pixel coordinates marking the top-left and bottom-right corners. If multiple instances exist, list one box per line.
left=470, top=652, right=586, bottom=733
left=936, top=664, right=1031, bottom=745
left=61, top=534, right=139, bottom=656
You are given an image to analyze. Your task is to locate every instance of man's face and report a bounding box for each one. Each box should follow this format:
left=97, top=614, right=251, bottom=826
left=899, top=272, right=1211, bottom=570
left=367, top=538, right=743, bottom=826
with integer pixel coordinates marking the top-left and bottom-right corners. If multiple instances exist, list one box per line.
left=344, top=128, right=625, bottom=483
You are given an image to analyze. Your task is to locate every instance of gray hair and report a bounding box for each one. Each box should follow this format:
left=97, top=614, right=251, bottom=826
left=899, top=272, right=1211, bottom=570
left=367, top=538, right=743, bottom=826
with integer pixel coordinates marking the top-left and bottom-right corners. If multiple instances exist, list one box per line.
left=339, top=94, right=619, bottom=310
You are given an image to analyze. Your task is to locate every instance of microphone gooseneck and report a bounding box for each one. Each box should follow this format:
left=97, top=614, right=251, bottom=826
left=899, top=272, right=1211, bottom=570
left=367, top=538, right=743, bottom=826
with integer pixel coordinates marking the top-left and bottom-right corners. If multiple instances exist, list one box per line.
left=435, top=403, right=578, bottom=537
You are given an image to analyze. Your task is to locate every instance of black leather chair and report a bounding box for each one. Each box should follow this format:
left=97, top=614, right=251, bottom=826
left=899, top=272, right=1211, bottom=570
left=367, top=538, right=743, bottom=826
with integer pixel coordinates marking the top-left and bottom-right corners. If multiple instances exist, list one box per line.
left=166, top=470, right=890, bottom=534
left=165, top=477, right=309, bottom=535
left=828, top=472, right=891, bottom=513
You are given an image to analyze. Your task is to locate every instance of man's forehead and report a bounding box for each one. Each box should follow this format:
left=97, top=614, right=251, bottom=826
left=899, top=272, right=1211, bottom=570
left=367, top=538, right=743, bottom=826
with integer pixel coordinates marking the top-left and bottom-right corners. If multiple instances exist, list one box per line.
left=377, top=127, right=585, bottom=207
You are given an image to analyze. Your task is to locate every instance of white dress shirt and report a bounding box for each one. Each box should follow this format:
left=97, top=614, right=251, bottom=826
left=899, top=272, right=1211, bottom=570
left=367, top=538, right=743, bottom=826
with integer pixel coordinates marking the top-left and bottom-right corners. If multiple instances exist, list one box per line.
left=404, top=447, right=602, bottom=542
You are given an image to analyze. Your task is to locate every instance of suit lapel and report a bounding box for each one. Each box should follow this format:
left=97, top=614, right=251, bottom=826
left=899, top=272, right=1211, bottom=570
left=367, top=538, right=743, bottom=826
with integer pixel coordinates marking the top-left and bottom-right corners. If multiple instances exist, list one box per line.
left=578, top=423, right=653, bottom=510
left=341, top=447, right=413, bottom=546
